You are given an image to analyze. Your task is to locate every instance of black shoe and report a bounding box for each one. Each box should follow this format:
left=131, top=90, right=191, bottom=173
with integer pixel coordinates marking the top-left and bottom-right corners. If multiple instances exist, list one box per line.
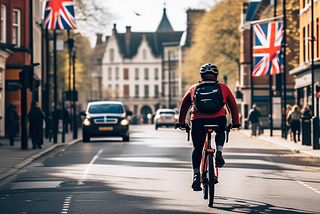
left=191, top=174, right=202, bottom=191
left=216, top=151, right=225, bottom=168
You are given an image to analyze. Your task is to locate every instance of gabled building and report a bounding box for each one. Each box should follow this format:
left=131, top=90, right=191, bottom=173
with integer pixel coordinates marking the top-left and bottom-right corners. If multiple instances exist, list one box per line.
left=100, top=7, right=184, bottom=121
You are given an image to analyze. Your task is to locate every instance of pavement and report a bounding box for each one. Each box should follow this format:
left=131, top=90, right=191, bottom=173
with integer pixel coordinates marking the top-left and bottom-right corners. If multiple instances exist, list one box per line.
left=0, top=129, right=82, bottom=181
left=0, top=127, right=319, bottom=182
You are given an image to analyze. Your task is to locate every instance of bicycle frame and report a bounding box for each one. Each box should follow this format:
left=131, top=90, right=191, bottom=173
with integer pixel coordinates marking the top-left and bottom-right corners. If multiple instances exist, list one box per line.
left=201, top=126, right=219, bottom=185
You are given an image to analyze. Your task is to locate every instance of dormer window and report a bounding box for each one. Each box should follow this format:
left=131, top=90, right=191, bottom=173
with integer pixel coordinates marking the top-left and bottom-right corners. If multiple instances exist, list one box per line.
left=143, top=49, right=146, bottom=59
left=109, top=48, right=114, bottom=62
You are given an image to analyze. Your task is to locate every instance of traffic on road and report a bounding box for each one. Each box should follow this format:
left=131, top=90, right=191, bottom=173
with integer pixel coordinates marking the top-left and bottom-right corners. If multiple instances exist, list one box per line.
left=0, top=125, right=319, bottom=213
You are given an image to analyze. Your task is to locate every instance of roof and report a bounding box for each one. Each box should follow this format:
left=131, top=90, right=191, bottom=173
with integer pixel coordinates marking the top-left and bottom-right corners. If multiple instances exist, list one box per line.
left=245, top=0, right=262, bottom=22
left=156, top=8, right=174, bottom=32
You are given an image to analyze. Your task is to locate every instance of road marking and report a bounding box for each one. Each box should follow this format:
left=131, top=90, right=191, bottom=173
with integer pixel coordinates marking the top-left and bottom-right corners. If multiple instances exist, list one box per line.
left=61, top=195, right=72, bottom=214
left=78, top=149, right=103, bottom=185
left=297, top=181, right=320, bottom=195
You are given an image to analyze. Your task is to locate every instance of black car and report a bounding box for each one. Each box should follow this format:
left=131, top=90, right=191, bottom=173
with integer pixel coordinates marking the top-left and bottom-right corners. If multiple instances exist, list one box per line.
left=81, top=101, right=132, bottom=142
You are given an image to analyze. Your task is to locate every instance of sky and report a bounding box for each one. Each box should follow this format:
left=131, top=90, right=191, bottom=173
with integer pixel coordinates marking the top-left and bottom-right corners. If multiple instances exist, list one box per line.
left=84, top=0, right=217, bottom=46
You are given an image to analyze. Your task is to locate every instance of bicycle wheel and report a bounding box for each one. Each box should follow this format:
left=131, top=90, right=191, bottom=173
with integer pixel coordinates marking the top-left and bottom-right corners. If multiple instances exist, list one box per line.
left=208, top=153, right=215, bottom=207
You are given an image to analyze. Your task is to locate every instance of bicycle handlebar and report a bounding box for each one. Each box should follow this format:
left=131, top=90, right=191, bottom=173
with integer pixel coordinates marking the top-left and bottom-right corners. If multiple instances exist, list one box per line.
left=175, top=122, right=241, bottom=142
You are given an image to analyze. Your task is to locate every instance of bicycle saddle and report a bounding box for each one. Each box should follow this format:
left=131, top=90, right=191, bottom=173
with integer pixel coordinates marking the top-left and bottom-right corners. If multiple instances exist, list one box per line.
left=204, top=125, right=219, bottom=131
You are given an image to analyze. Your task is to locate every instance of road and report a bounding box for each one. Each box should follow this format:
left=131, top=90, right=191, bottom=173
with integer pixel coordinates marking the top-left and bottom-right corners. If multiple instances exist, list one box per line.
left=0, top=125, right=319, bottom=213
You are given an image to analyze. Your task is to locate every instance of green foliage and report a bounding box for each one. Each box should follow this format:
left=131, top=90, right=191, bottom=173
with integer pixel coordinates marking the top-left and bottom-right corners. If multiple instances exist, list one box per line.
left=182, top=0, right=246, bottom=88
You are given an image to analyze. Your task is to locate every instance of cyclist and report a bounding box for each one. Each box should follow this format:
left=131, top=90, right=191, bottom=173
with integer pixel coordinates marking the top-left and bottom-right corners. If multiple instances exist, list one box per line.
left=177, top=63, right=240, bottom=191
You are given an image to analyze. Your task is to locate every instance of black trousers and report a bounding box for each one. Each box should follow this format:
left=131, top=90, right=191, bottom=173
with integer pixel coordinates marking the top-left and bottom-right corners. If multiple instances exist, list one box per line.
left=191, top=116, right=227, bottom=169
left=31, top=128, right=43, bottom=148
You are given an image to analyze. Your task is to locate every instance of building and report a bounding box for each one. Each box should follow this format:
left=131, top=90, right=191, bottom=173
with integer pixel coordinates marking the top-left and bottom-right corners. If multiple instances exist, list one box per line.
left=289, top=0, right=320, bottom=116
left=238, top=0, right=297, bottom=129
left=1, top=0, right=43, bottom=137
left=100, top=7, right=184, bottom=121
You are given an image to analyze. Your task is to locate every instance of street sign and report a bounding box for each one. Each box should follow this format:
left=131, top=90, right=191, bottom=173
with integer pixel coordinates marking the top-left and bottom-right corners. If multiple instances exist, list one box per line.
left=316, top=91, right=320, bottom=98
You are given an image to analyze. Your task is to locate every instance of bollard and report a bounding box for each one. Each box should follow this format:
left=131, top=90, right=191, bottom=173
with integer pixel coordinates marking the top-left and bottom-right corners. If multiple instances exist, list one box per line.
left=301, top=117, right=311, bottom=146
left=312, top=117, right=320, bottom=149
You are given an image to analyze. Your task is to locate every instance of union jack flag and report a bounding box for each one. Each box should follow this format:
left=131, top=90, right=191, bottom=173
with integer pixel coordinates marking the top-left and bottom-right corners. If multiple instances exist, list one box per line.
left=43, top=0, right=76, bottom=30
left=252, top=21, right=283, bottom=77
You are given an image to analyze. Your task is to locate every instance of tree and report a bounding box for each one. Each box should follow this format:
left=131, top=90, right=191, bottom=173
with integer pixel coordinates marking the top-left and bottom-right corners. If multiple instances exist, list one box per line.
left=73, top=0, right=113, bottom=40
left=182, top=0, right=246, bottom=90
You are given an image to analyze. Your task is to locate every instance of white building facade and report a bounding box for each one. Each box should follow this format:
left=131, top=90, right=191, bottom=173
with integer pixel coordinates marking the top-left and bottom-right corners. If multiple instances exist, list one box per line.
left=100, top=8, right=184, bottom=121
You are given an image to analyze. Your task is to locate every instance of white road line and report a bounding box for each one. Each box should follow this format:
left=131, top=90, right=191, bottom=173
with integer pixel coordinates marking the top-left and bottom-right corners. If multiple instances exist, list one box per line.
left=78, top=149, right=103, bottom=185
left=297, top=180, right=320, bottom=195
left=61, top=195, right=73, bottom=214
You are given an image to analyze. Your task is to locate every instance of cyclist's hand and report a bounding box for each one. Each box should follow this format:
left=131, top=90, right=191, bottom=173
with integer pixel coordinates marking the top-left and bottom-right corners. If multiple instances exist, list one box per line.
left=232, top=124, right=241, bottom=129
left=175, top=123, right=190, bottom=132
left=175, top=122, right=186, bottom=129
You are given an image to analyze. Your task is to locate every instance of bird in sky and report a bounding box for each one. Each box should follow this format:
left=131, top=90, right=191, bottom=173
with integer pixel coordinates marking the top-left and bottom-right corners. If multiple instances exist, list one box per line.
left=133, top=10, right=141, bottom=16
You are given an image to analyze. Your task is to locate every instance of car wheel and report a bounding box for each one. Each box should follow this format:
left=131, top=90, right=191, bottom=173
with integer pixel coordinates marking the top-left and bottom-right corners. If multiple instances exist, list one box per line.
left=123, top=135, right=130, bottom=142
left=83, top=132, right=90, bottom=142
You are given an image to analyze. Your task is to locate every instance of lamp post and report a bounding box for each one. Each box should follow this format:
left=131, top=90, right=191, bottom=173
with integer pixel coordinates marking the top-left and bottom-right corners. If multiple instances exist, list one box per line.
left=72, top=46, right=78, bottom=139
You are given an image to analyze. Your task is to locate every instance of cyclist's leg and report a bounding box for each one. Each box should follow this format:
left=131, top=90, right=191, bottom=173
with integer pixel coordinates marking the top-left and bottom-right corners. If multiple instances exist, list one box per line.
left=213, top=116, right=227, bottom=167
left=191, top=119, right=206, bottom=190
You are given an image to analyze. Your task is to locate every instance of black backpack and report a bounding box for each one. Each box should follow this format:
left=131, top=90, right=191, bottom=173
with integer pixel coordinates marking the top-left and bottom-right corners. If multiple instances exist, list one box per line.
left=193, top=82, right=225, bottom=114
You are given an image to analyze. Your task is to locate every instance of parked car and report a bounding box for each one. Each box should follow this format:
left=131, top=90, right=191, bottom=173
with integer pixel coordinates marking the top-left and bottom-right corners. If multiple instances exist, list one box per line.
left=81, top=101, right=132, bottom=142
left=154, top=109, right=179, bottom=130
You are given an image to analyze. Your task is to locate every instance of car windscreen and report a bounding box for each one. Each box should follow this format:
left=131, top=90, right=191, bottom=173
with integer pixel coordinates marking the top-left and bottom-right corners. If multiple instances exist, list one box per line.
left=88, top=104, right=124, bottom=114
left=159, top=112, right=175, bottom=115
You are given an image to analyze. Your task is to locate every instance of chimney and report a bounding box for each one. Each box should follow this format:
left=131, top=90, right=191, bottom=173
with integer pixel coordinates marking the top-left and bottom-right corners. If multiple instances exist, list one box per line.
left=96, top=33, right=103, bottom=45
left=112, top=23, right=117, bottom=35
left=125, top=26, right=131, bottom=56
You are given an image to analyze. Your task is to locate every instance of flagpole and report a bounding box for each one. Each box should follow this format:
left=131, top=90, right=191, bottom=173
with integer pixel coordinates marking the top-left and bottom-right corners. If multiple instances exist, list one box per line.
left=250, top=25, right=254, bottom=108
left=53, top=29, right=58, bottom=143
left=269, top=0, right=277, bottom=137
left=281, top=0, right=287, bottom=139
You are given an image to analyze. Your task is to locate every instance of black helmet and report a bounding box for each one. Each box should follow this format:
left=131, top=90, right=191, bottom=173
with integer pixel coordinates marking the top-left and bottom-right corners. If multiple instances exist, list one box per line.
left=200, top=63, right=219, bottom=76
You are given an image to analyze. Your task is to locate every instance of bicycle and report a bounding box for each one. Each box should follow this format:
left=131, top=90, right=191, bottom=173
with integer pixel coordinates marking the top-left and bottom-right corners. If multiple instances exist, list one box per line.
left=175, top=122, right=240, bottom=207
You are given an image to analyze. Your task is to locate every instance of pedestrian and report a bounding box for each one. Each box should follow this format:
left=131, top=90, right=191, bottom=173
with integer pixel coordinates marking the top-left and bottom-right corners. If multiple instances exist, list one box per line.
left=287, top=104, right=301, bottom=143
left=286, top=104, right=293, bottom=140
left=28, top=102, right=46, bottom=149
left=247, top=104, right=261, bottom=137
left=5, top=104, right=19, bottom=146
left=301, top=105, right=312, bottom=119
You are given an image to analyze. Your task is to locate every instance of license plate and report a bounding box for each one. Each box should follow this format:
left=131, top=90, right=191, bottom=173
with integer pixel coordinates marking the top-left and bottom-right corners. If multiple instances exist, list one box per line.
left=99, top=127, right=113, bottom=131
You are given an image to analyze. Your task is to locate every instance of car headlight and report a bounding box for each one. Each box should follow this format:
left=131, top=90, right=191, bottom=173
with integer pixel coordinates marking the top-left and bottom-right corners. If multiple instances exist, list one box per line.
left=83, top=118, right=91, bottom=126
left=155, top=115, right=161, bottom=120
left=120, top=119, right=129, bottom=126
left=174, top=114, right=179, bottom=120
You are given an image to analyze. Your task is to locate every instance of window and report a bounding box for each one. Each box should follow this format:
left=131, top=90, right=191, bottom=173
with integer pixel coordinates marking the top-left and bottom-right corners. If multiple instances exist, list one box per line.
left=303, top=27, right=306, bottom=62
left=154, top=85, right=159, bottom=98
left=308, top=24, right=310, bottom=61
left=144, top=68, right=149, bottom=80
left=109, top=48, right=114, bottom=62
left=135, top=85, right=139, bottom=97
left=12, top=9, right=20, bottom=46
left=135, top=68, right=139, bottom=80
left=154, top=68, right=159, bottom=80
left=123, top=85, right=129, bottom=97
left=107, top=84, right=112, bottom=97
left=317, top=18, right=319, bottom=58
left=115, top=67, right=119, bottom=80
left=143, top=49, right=146, bottom=59
left=97, top=58, right=102, bottom=65
left=115, top=84, right=119, bottom=98
left=123, top=68, right=129, bottom=80
left=1, top=4, right=6, bottom=43
left=144, top=85, right=149, bottom=98
left=108, top=67, right=112, bottom=80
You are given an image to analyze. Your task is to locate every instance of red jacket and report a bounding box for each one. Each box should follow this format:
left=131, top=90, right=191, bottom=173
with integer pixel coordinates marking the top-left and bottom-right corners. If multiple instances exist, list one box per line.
left=178, top=77, right=240, bottom=124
